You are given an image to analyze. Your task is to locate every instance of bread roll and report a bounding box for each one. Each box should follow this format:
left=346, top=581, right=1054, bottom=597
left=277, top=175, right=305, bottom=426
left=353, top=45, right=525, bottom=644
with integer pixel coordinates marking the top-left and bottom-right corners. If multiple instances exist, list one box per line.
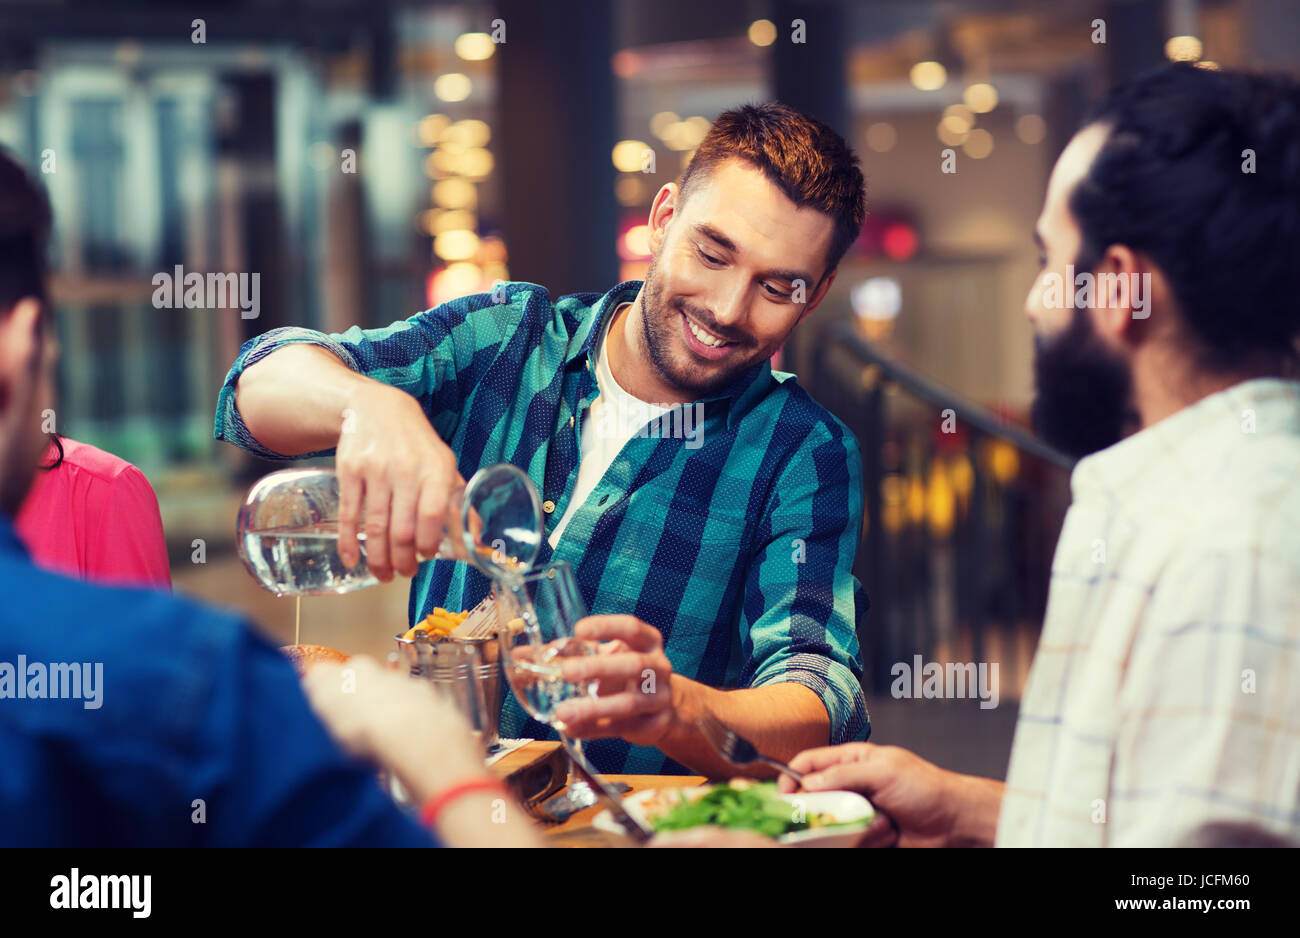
left=281, top=643, right=350, bottom=675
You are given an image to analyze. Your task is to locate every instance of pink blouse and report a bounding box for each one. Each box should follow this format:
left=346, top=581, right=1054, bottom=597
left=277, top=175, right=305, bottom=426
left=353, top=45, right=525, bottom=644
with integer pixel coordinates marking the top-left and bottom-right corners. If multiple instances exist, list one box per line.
left=15, top=438, right=171, bottom=590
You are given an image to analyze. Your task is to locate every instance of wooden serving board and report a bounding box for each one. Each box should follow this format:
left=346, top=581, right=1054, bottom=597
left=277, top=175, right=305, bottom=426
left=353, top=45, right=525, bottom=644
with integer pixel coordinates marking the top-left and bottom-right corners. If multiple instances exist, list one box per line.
left=489, top=741, right=568, bottom=810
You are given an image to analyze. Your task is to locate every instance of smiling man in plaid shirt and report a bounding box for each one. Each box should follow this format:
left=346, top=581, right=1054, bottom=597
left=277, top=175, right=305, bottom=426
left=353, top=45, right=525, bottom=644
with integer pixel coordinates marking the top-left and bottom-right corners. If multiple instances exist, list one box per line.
left=778, top=65, right=1300, bottom=847
left=216, top=104, right=870, bottom=775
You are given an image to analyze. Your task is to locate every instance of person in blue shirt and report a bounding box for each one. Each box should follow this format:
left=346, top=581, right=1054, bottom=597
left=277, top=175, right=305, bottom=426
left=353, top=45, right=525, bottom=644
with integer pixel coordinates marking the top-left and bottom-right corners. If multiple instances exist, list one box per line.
left=0, top=150, right=538, bottom=848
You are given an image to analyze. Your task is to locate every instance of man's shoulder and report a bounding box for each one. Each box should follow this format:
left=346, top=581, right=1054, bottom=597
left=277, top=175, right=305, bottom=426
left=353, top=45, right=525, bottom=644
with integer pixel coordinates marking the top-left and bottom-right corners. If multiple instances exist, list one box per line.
left=53, top=438, right=145, bottom=485
left=0, top=557, right=267, bottom=739
left=749, top=370, right=860, bottom=459
left=1185, top=429, right=1300, bottom=549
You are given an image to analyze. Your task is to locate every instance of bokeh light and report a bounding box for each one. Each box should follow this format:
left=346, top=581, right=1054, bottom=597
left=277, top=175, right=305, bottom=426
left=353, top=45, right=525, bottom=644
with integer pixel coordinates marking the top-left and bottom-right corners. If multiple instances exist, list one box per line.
left=910, top=61, right=947, bottom=91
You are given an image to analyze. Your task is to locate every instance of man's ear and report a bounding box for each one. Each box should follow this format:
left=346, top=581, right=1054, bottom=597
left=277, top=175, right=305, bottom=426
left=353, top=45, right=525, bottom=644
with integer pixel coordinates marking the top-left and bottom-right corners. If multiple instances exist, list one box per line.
left=799, top=269, right=838, bottom=322
left=647, top=182, right=679, bottom=254
left=1090, top=244, right=1150, bottom=350
left=0, top=293, right=42, bottom=379
left=0, top=297, right=43, bottom=412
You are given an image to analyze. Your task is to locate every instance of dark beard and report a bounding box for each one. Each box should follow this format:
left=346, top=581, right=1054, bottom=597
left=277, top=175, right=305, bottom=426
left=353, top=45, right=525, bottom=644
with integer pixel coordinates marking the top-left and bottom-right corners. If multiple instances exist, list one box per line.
left=1031, top=307, right=1133, bottom=460
left=639, top=254, right=762, bottom=398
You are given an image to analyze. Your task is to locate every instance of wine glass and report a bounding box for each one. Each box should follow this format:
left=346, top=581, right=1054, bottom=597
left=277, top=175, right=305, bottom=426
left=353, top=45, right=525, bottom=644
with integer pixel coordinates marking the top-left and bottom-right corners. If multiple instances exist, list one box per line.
left=493, top=561, right=602, bottom=814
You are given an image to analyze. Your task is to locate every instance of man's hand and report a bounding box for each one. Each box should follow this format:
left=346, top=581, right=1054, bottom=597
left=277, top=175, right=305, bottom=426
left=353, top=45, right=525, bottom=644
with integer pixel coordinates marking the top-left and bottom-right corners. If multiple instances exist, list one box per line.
left=301, top=656, right=484, bottom=793
left=777, top=742, right=998, bottom=848
left=303, top=656, right=543, bottom=848
left=334, top=381, right=465, bottom=581
left=552, top=615, right=675, bottom=747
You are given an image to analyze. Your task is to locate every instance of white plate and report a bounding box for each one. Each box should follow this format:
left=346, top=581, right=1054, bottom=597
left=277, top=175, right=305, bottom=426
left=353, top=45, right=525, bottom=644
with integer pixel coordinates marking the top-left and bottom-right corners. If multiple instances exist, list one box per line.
left=592, top=785, right=875, bottom=848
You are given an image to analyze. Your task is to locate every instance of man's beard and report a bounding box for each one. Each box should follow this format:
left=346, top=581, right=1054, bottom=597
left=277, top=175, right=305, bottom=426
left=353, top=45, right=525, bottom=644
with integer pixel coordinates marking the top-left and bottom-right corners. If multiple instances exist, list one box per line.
left=1031, top=306, right=1133, bottom=460
left=639, top=254, right=762, bottom=398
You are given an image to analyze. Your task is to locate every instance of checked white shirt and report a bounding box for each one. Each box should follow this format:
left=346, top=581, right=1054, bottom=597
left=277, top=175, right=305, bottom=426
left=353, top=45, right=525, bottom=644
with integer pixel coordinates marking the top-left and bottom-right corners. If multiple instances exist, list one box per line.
left=997, top=379, right=1300, bottom=847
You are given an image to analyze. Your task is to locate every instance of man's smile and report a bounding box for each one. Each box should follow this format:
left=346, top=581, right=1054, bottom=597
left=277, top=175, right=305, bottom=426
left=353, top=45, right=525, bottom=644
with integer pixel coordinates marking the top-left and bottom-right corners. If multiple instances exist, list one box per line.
left=679, top=310, right=737, bottom=361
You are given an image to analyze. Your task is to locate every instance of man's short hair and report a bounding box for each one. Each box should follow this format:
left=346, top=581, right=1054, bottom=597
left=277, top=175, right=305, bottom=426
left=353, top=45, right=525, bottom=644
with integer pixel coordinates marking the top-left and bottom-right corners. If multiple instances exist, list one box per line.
left=678, top=103, right=866, bottom=282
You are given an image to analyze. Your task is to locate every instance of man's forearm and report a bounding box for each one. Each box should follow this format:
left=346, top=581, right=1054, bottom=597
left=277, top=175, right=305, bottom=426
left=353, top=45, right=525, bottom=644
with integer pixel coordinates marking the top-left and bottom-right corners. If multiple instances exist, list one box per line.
left=656, top=677, right=831, bottom=778
left=234, top=343, right=383, bottom=456
left=389, top=735, right=541, bottom=848
left=948, top=774, right=1004, bottom=847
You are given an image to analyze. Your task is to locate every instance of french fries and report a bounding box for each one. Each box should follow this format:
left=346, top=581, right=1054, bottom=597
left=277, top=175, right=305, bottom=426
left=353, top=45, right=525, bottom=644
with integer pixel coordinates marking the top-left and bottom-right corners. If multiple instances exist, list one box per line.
left=401, top=606, right=470, bottom=642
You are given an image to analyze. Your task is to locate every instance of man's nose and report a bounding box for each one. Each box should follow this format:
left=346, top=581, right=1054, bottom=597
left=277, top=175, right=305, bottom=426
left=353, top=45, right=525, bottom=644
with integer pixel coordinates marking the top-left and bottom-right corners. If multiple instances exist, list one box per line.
left=709, top=278, right=748, bottom=330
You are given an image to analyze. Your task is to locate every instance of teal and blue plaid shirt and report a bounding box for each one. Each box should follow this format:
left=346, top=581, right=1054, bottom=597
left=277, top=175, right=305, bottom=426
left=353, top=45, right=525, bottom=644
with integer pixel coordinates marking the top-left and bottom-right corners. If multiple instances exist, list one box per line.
left=215, top=280, right=869, bottom=774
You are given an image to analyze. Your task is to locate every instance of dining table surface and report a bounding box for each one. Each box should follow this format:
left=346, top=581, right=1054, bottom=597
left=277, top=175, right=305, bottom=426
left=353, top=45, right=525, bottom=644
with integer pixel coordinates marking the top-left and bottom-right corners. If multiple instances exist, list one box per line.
left=496, top=740, right=706, bottom=847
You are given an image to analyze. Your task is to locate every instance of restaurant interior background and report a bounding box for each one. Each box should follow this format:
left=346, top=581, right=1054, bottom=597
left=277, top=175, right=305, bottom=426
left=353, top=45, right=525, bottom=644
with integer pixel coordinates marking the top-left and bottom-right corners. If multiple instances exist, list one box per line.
left=1, top=0, right=1296, bottom=779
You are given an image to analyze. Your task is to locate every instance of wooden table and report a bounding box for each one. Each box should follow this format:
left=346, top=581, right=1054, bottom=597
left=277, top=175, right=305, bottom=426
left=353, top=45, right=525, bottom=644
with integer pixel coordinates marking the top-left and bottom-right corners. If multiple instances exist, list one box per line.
left=491, top=740, right=704, bottom=847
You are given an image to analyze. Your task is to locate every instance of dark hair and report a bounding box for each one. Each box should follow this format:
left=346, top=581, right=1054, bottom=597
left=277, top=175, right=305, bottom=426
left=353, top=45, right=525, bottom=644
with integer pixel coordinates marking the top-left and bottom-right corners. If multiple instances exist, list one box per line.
left=1070, top=64, right=1300, bottom=369
left=678, top=103, right=866, bottom=281
left=0, top=148, right=51, bottom=314
left=40, top=434, right=64, bottom=471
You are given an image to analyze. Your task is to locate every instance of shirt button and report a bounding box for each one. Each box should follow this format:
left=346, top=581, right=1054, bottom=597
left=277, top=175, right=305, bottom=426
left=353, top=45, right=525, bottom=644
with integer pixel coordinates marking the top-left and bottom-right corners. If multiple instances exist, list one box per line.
left=569, top=415, right=575, bottom=428
left=542, top=500, right=556, bottom=514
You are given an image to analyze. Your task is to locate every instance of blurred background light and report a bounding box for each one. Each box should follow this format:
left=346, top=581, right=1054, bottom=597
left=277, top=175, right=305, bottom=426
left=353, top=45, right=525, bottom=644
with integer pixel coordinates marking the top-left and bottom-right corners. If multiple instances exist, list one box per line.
left=909, top=60, right=947, bottom=91
left=963, top=82, right=998, bottom=113
left=434, top=228, right=480, bottom=261
left=612, top=139, right=652, bottom=172
left=416, top=114, right=450, bottom=148
left=650, top=110, right=679, bottom=138
left=454, top=32, right=495, bottom=61
left=1015, top=114, right=1046, bottom=144
left=963, top=128, right=994, bottom=159
left=865, top=122, right=897, bottom=153
left=434, top=72, right=472, bottom=102
left=1165, top=35, right=1204, bottom=61
left=445, top=118, right=491, bottom=147
left=937, top=119, right=969, bottom=147
left=852, top=276, right=903, bottom=321
left=748, top=19, right=777, bottom=47
left=616, top=176, right=645, bottom=206
left=432, top=178, right=476, bottom=209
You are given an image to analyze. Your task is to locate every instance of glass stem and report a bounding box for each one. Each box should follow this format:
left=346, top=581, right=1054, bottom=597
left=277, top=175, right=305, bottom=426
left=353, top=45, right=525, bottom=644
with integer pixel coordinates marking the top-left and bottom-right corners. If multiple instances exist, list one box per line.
left=561, top=733, right=595, bottom=795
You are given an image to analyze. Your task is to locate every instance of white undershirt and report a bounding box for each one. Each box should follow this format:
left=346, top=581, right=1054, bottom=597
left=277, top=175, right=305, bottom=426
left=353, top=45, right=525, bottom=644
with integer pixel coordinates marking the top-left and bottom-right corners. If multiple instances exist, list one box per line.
left=549, top=306, right=670, bottom=548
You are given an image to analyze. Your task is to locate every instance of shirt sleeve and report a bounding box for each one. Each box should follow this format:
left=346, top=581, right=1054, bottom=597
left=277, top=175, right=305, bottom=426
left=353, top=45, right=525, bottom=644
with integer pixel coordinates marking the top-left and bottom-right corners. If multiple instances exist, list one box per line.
left=197, top=625, right=438, bottom=847
left=213, top=290, right=526, bottom=460
left=1108, top=546, right=1300, bottom=846
left=738, top=418, right=870, bottom=745
left=85, top=465, right=172, bottom=591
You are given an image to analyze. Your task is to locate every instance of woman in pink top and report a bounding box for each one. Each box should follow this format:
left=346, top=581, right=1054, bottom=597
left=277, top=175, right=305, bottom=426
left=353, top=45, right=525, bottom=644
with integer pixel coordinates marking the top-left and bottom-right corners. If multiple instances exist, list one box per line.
left=16, top=436, right=171, bottom=589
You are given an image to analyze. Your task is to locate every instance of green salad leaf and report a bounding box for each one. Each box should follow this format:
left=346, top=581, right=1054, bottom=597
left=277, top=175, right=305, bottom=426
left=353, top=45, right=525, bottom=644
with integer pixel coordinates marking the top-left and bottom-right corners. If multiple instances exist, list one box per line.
left=649, top=782, right=815, bottom=838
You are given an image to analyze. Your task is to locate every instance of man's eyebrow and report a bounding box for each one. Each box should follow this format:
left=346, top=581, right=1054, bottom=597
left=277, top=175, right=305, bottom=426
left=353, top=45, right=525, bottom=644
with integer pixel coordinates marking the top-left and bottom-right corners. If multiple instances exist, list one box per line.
left=693, top=223, right=736, bottom=253
left=692, top=223, right=816, bottom=285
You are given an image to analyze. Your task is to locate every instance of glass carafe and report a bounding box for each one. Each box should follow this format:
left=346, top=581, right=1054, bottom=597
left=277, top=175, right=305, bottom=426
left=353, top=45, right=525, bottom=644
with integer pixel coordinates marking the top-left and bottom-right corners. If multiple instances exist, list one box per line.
left=236, top=462, right=543, bottom=596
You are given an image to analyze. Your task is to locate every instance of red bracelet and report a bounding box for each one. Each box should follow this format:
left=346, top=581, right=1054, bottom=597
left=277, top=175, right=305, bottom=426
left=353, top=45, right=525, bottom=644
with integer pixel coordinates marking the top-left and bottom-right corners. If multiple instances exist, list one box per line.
left=418, top=777, right=508, bottom=828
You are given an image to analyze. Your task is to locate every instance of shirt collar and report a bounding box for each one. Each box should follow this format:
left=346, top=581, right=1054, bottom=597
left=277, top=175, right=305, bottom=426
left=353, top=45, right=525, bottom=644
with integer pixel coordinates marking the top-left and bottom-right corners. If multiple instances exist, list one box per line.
left=565, top=280, right=643, bottom=368
left=567, top=280, right=776, bottom=428
left=1070, top=377, right=1300, bottom=501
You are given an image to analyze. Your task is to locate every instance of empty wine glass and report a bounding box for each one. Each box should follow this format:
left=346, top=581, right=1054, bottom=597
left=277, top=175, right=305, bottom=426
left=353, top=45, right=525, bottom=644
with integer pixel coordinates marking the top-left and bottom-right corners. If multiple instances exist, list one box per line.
left=493, top=561, right=602, bottom=814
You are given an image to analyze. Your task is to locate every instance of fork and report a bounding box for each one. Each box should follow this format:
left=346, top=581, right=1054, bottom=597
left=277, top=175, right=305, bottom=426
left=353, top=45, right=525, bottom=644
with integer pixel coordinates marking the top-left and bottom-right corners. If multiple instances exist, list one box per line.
left=697, top=713, right=805, bottom=783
